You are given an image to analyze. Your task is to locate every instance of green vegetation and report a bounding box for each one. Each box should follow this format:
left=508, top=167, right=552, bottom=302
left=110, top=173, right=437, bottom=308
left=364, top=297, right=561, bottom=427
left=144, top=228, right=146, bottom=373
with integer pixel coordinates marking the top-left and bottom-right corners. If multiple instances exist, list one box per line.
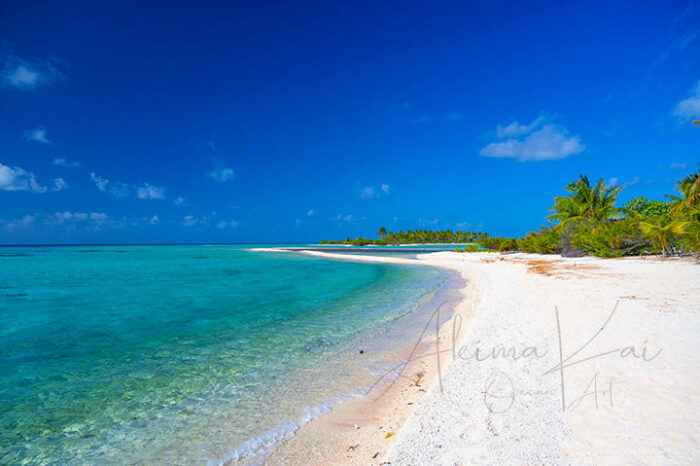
left=321, top=229, right=491, bottom=245
left=322, top=167, right=700, bottom=259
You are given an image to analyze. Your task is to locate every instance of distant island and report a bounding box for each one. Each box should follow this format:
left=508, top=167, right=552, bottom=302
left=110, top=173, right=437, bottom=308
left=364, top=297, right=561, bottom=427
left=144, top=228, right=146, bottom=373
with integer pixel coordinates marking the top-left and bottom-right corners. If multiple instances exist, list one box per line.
left=323, top=169, right=700, bottom=259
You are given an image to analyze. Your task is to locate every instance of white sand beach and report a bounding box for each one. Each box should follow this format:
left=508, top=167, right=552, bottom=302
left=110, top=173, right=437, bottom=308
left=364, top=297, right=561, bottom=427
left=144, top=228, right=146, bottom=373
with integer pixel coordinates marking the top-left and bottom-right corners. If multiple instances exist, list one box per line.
left=265, top=250, right=700, bottom=465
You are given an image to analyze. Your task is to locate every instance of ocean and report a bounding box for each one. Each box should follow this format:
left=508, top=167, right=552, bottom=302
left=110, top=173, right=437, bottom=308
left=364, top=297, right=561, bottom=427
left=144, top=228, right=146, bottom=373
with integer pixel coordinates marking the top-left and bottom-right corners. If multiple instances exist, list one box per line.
left=0, top=245, right=458, bottom=464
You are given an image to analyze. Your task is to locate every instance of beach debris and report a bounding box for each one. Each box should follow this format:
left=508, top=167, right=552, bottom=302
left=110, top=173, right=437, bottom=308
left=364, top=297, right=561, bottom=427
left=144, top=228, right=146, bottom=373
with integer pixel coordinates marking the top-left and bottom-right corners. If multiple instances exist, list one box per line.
left=354, top=424, right=360, bottom=430
left=412, top=370, right=426, bottom=387
left=384, top=432, right=394, bottom=439
left=372, top=452, right=380, bottom=459
left=359, top=350, right=364, bottom=354
left=347, top=444, right=359, bottom=451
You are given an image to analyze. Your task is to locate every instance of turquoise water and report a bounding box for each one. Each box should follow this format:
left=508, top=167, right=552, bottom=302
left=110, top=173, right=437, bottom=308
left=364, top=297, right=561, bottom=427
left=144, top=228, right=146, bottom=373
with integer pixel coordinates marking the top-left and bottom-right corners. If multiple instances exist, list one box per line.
left=0, top=245, right=450, bottom=464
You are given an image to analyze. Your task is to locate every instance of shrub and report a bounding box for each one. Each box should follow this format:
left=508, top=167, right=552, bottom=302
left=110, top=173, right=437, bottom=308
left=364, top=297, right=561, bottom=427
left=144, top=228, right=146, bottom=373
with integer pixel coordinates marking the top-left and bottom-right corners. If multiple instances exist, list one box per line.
left=497, top=238, right=519, bottom=252
left=476, top=236, right=502, bottom=250
left=571, top=219, right=645, bottom=257
left=517, top=227, right=561, bottom=254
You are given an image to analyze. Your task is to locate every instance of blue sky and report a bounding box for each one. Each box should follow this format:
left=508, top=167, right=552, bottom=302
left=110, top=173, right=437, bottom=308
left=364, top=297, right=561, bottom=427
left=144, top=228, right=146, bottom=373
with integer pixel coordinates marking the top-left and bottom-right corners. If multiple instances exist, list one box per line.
left=1, top=1, right=699, bottom=244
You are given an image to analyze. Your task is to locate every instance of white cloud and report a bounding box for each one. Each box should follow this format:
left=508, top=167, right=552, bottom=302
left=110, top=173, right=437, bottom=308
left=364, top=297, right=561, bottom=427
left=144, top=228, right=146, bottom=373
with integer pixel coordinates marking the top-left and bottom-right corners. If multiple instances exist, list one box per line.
left=24, top=126, right=51, bottom=144
left=183, top=215, right=214, bottom=227
left=208, top=166, right=235, bottom=182
left=481, top=116, right=585, bottom=162
left=358, top=183, right=390, bottom=199
left=136, top=183, right=165, bottom=199
left=54, top=211, right=88, bottom=222
left=193, top=138, right=235, bottom=182
left=90, top=172, right=163, bottom=199
left=306, top=209, right=315, bottom=216
left=623, top=176, right=641, bottom=187
left=496, top=115, right=545, bottom=138
left=46, top=211, right=110, bottom=230
left=217, top=219, right=240, bottom=229
left=90, top=172, right=110, bottom=192
left=359, top=185, right=376, bottom=199
left=674, top=82, right=700, bottom=120
left=336, top=213, right=354, bottom=222
left=173, top=196, right=187, bottom=206
left=52, top=177, right=67, bottom=191
left=456, top=221, right=470, bottom=230
left=608, top=177, right=619, bottom=187
left=670, top=162, right=687, bottom=169
left=0, top=162, right=47, bottom=192
left=1, top=51, right=63, bottom=89
left=0, top=215, right=36, bottom=229
left=146, top=215, right=159, bottom=225
left=53, top=158, right=81, bottom=168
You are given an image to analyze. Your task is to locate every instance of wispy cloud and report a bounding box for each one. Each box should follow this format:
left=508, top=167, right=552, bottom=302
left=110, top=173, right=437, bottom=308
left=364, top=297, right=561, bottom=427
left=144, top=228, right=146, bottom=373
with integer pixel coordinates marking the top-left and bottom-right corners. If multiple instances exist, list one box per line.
left=173, top=196, right=187, bottom=206
left=357, top=183, right=390, bottom=199
left=90, top=172, right=164, bottom=199
left=336, top=213, right=354, bottom=222
left=136, top=183, right=166, bottom=199
left=208, top=165, right=235, bottom=182
left=623, top=176, right=641, bottom=187
left=217, top=219, right=240, bottom=229
left=0, top=162, right=48, bottom=192
left=1, top=49, right=64, bottom=89
left=53, top=158, right=81, bottom=168
left=670, top=161, right=687, bottom=169
left=496, top=114, right=545, bottom=138
left=24, top=126, right=51, bottom=144
left=674, top=81, right=700, bottom=120
left=183, top=214, right=214, bottom=227
left=655, top=2, right=699, bottom=66
left=0, top=215, right=36, bottom=230
left=52, top=178, right=67, bottom=191
left=481, top=115, right=585, bottom=162
left=191, top=138, right=235, bottom=182
left=358, top=185, right=376, bottom=199
left=46, top=211, right=112, bottom=231
left=446, top=112, right=463, bottom=121
left=90, top=172, right=129, bottom=198
left=306, top=209, right=315, bottom=216
left=419, top=218, right=439, bottom=226
left=90, top=172, right=110, bottom=192
left=0, top=211, right=162, bottom=232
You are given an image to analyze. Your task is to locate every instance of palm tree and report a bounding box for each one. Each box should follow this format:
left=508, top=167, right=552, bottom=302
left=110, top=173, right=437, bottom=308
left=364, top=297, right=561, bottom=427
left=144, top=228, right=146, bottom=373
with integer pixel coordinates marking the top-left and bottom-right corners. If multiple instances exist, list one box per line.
left=677, top=168, right=700, bottom=208
left=548, top=175, right=621, bottom=227
left=683, top=222, right=700, bottom=260
left=635, top=217, right=688, bottom=258
left=377, top=226, right=386, bottom=238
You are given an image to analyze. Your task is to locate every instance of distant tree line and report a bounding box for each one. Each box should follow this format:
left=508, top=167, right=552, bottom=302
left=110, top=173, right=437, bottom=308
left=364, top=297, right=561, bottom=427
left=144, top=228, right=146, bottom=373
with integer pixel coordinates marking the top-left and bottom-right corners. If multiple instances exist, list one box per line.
left=322, top=166, right=700, bottom=259
left=320, top=228, right=491, bottom=246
